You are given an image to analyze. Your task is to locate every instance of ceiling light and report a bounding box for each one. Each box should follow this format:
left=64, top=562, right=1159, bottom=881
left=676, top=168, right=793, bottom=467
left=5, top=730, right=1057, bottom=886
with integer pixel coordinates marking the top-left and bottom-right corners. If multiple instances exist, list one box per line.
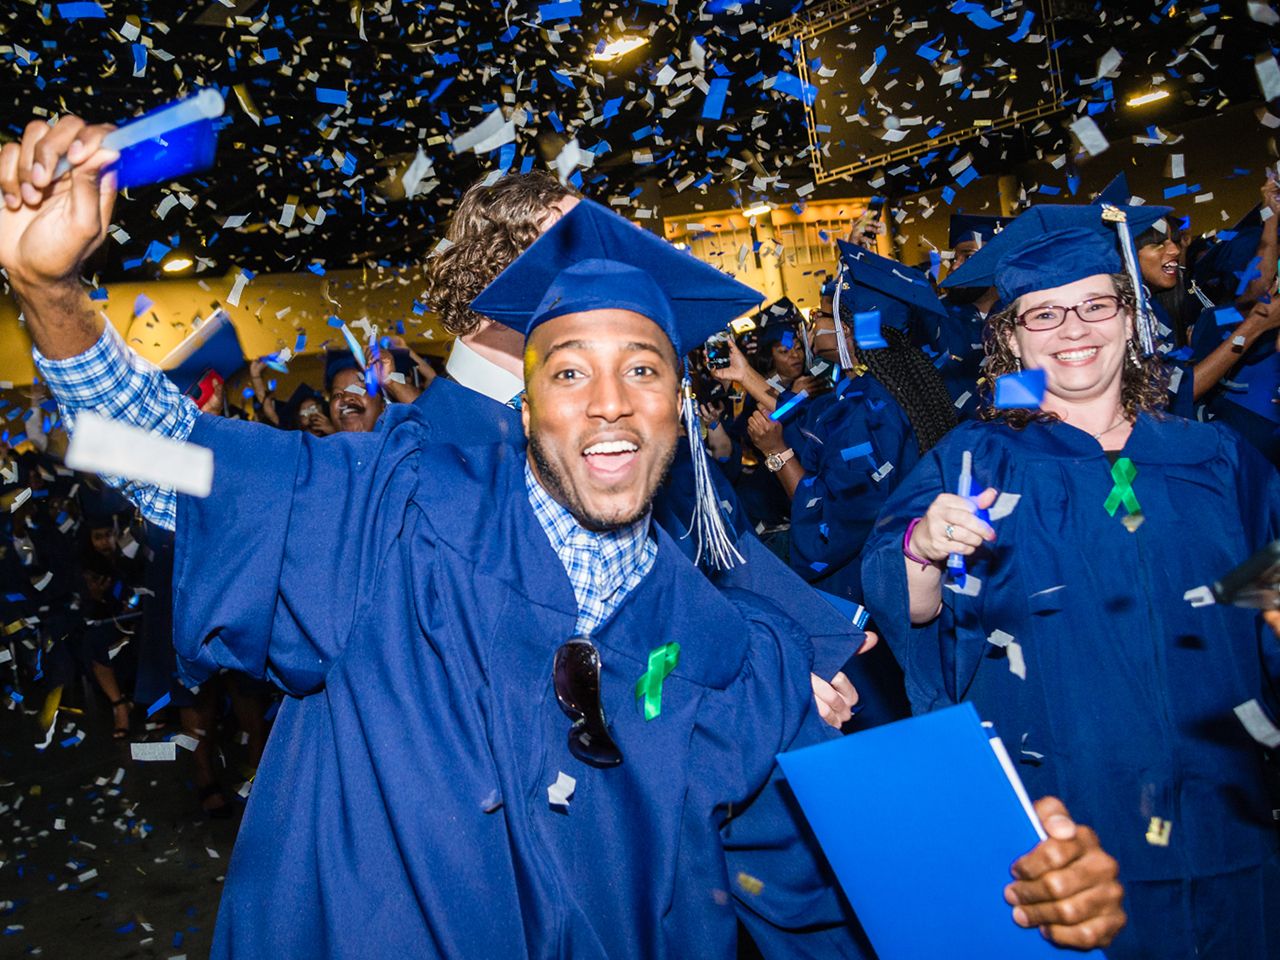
left=1126, top=90, right=1170, bottom=107
left=592, top=36, right=648, bottom=63
left=741, top=204, right=772, bottom=219
left=161, top=255, right=194, bottom=273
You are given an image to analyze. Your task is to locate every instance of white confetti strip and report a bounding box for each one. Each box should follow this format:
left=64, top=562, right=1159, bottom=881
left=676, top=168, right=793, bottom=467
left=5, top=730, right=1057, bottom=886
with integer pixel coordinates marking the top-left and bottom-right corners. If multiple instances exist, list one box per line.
left=1234, top=699, right=1280, bottom=749
left=130, top=741, right=177, bottom=762
left=66, top=412, right=213, bottom=498
left=547, top=771, right=576, bottom=810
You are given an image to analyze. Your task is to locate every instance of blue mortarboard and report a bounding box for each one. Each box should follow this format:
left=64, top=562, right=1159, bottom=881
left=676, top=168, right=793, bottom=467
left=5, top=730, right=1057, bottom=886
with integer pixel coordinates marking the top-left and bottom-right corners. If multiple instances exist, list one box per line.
left=1094, top=172, right=1131, bottom=207
left=994, top=228, right=1122, bottom=305
left=754, top=298, right=802, bottom=347
left=948, top=214, right=1007, bottom=250
left=942, top=203, right=1172, bottom=292
left=835, top=241, right=947, bottom=330
left=324, top=349, right=361, bottom=391
left=471, top=198, right=762, bottom=357
left=159, top=310, right=246, bottom=395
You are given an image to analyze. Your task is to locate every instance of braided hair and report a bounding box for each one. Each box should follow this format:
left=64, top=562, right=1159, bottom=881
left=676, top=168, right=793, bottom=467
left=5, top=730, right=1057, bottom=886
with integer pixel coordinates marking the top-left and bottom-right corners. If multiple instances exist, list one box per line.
left=852, top=325, right=958, bottom=454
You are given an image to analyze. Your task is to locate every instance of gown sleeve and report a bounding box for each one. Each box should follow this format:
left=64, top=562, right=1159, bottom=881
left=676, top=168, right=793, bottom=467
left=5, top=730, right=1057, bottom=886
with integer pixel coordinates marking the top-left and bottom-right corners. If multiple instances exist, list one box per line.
left=706, top=593, right=872, bottom=959
left=171, top=411, right=422, bottom=695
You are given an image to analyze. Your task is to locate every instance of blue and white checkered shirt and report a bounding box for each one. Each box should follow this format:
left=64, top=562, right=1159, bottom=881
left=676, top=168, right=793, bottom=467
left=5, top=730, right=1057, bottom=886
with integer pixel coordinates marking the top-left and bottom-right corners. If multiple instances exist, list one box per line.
left=525, top=462, right=656, bottom=637
left=36, top=323, right=656, bottom=634
left=35, top=322, right=196, bottom=531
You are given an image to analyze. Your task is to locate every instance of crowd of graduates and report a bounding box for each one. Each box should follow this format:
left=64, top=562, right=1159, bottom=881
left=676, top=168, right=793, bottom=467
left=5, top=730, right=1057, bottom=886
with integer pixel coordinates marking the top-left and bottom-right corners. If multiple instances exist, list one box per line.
left=2, top=137, right=1279, bottom=957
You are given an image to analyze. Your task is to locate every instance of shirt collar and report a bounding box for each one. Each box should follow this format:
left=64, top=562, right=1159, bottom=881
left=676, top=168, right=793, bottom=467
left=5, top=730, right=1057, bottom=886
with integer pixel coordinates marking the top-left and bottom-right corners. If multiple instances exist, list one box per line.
left=524, top=460, right=652, bottom=598
left=445, top=338, right=525, bottom=406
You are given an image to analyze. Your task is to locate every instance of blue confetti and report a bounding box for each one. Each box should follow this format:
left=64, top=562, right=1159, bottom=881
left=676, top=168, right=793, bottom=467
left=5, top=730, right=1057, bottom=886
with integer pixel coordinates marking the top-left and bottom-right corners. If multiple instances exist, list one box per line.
left=702, top=78, right=730, bottom=121
left=993, top=369, right=1047, bottom=408
left=57, top=2, right=106, bottom=19
left=147, top=692, right=171, bottom=717
left=770, top=388, right=809, bottom=422
left=840, top=441, right=874, bottom=462
left=315, top=87, right=348, bottom=106
left=539, top=1, right=581, bottom=21
left=854, top=309, right=888, bottom=349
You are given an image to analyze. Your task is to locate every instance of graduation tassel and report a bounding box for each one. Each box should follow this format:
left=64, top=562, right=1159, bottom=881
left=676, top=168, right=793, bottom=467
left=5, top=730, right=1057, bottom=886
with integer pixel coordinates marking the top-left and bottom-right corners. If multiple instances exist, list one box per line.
left=831, top=266, right=856, bottom=373
left=1101, top=204, right=1157, bottom=356
left=681, top=367, right=744, bottom=571
left=799, top=316, right=815, bottom=369
left=1188, top=279, right=1214, bottom=309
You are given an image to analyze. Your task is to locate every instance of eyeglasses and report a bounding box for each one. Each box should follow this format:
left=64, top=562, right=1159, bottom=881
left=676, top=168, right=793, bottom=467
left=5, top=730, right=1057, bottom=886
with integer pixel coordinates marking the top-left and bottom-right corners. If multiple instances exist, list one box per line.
left=1015, top=295, right=1123, bottom=332
left=553, top=636, right=623, bottom=768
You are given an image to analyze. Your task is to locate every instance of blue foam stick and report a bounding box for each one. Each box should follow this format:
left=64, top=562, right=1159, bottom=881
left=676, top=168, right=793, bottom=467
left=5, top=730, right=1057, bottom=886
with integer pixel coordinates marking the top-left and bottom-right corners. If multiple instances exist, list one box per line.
left=993, top=369, right=1046, bottom=409
left=770, top=388, right=809, bottom=422
left=53, top=89, right=224, bottom=190
left=947, top=450, right=972, bottom=585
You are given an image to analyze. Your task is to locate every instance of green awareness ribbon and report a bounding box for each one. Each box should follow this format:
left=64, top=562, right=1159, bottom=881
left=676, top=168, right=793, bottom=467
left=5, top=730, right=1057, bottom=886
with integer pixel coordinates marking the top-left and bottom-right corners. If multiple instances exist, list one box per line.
left=1103, top=456, right=1141, bottom=517
left=635, top=642, right=681, bottom=721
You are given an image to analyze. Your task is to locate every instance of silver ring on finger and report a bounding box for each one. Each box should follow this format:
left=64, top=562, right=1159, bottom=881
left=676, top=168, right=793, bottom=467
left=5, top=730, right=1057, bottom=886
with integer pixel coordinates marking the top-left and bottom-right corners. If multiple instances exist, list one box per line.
left=945, top=523, right=955, bottom=540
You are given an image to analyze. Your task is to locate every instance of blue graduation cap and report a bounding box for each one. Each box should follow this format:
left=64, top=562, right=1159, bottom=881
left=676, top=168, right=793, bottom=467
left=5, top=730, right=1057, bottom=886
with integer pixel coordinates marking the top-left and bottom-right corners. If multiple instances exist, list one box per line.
left=948, top=214, right=1007, bottom=249
left=471, top=198, right=764, bottom=570
left=278, top=383, right=325, bottom=430
left=324, top=349, right=361, bottom=391
left=1094, top=172, right=1131, bottom=207
left=159, top=309, right=246, bottom=402
left=994, top=228, right=1122, bottom=304
left=942, top=203, right=1172, bottom=292
left=471, top=198, right=762, bottom=357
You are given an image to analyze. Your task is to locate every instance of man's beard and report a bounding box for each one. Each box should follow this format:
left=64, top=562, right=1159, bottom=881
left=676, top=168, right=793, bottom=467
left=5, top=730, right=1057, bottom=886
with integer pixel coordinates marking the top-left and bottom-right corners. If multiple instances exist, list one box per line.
left=528, top=431, right=676, bottom=533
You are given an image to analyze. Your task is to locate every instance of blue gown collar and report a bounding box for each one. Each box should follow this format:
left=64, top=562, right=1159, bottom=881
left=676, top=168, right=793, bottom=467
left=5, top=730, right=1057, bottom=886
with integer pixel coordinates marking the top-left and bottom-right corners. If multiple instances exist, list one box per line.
left=993, top=411, right=1216, bottom=465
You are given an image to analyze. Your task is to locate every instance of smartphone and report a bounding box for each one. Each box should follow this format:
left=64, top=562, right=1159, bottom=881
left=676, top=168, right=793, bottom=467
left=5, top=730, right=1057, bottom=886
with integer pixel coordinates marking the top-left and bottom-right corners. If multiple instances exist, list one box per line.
left=705, top=333, right=732, bottom=370
left=186, top=369, right=224, bottom=409
left=1212, top=540, right=1280, bottom=608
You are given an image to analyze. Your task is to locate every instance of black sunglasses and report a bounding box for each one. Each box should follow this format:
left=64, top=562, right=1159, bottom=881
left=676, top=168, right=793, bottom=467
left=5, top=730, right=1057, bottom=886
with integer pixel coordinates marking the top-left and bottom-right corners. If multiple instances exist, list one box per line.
left=553, top=637, right=623, bottom=768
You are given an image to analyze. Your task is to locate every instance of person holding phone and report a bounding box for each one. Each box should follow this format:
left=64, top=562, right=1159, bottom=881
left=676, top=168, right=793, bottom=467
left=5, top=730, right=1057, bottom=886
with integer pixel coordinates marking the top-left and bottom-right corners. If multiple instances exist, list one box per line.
left=861, top=212, right=1280, bottom=960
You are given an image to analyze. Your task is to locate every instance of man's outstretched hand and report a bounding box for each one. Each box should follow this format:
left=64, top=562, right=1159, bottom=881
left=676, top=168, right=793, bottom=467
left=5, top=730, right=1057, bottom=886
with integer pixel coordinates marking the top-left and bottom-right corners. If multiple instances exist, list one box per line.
left=1006, top=796, right=1127, bottom=950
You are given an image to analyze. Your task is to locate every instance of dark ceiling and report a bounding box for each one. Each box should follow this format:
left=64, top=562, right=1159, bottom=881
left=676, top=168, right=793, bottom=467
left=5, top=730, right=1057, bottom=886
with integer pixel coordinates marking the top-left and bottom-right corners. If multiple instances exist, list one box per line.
left=1, top=0, right=1275, bottom=286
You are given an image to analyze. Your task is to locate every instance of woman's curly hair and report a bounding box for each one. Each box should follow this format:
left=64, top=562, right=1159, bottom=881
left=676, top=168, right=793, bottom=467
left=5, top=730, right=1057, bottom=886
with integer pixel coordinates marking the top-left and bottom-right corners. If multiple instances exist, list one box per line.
left=978, top=272, right=1170, bottom=429
left=425, top=172, right=576, bottom=337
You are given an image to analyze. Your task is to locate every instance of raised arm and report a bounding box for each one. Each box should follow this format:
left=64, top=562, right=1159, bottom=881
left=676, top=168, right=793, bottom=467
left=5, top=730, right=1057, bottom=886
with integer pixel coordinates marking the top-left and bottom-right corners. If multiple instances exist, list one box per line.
left=1, top=116, right=196, bottom=530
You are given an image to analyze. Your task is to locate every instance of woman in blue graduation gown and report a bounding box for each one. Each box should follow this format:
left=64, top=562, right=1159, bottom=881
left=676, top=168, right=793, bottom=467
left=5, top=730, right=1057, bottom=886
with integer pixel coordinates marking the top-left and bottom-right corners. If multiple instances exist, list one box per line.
left=861, top=225, right=1280, bottom=960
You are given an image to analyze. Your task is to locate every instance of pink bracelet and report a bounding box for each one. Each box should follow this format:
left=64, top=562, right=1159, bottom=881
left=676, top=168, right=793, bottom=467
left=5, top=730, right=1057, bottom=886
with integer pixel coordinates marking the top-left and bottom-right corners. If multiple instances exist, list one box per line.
left=902, top=517, right=933, bottom=569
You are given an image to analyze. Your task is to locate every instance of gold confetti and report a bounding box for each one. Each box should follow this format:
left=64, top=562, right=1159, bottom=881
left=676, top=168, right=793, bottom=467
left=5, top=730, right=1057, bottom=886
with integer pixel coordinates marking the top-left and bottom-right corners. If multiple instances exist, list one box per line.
left=736, top=871, right=764, bottom=896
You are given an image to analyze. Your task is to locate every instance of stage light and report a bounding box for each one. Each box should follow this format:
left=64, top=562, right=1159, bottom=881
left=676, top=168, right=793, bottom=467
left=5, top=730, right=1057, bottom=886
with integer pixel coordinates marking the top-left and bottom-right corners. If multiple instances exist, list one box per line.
left=1126, top=90, right=1170, bottom=107
left=741, top=204, right=772, bottom=219
left=161, top=254, right=194, bottom=273
left=592, top=36, right=648, bottom=63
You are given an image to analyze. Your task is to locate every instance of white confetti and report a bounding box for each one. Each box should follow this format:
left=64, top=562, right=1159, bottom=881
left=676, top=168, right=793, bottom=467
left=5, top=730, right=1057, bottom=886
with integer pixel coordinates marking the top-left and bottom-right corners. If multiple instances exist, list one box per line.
left=988, top=492, right=1021, bottom=521
left=1234, top=699, right=1280, bottom=748
left=547, top=771, right=576, bottom=810
left=1070, top=116, right=1110, bottom=157
left=1249, top=1, right=1280, bottom=25
left=1183, top=586, right=1215, bottom=608
left=66, top=413, right=213, bottom=498
left=1256, top=54, right=1280, bottom=102
left=450, top=109, right=515, bottom=155
left=130, top=741, right=177, bottom=762
left=401, top=147, right=434, bottom=198
left=944, top=574, right=982, bottom=597
left=226, top=269, right=250, bottom=307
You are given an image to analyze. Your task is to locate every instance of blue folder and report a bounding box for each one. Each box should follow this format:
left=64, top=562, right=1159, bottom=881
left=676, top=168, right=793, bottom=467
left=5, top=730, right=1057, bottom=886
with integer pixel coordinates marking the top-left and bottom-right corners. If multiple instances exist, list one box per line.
left=778, top=703, right=1105, bottom=959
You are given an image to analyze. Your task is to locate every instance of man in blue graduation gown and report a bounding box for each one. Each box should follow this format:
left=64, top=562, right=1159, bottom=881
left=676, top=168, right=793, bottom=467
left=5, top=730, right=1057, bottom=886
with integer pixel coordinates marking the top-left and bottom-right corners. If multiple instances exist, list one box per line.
left=2, top=115, right=1127, bottom=959
left=417, top=174, right=868, bottom=721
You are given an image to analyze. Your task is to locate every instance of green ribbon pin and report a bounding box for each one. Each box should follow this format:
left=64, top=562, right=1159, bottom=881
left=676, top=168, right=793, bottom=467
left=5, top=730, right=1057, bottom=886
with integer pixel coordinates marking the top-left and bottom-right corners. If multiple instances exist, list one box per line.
left=1103, top=456, right=1141, bottom=518
left=635, top=642, right=680, bottom=721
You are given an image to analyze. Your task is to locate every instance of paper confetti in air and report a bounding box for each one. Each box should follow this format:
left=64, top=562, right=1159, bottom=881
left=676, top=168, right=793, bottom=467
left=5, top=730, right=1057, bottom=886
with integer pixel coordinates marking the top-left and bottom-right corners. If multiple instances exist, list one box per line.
left=1070, top=116, right=1110, bottom=157
left=66, top=412, right=214, bottom=498
left=1183, top=586, right=1215, bottom=608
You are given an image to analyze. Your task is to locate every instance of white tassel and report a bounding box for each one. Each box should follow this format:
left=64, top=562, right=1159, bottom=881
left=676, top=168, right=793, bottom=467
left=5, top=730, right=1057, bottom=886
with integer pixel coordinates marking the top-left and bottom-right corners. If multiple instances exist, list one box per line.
left=799, top=317, right=815, bottom=368
left=1101, top=204, right=1158, bottom=356
left=681, top=371, right=744, bottom=570
left=832, top=265, right=856, bottom=373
